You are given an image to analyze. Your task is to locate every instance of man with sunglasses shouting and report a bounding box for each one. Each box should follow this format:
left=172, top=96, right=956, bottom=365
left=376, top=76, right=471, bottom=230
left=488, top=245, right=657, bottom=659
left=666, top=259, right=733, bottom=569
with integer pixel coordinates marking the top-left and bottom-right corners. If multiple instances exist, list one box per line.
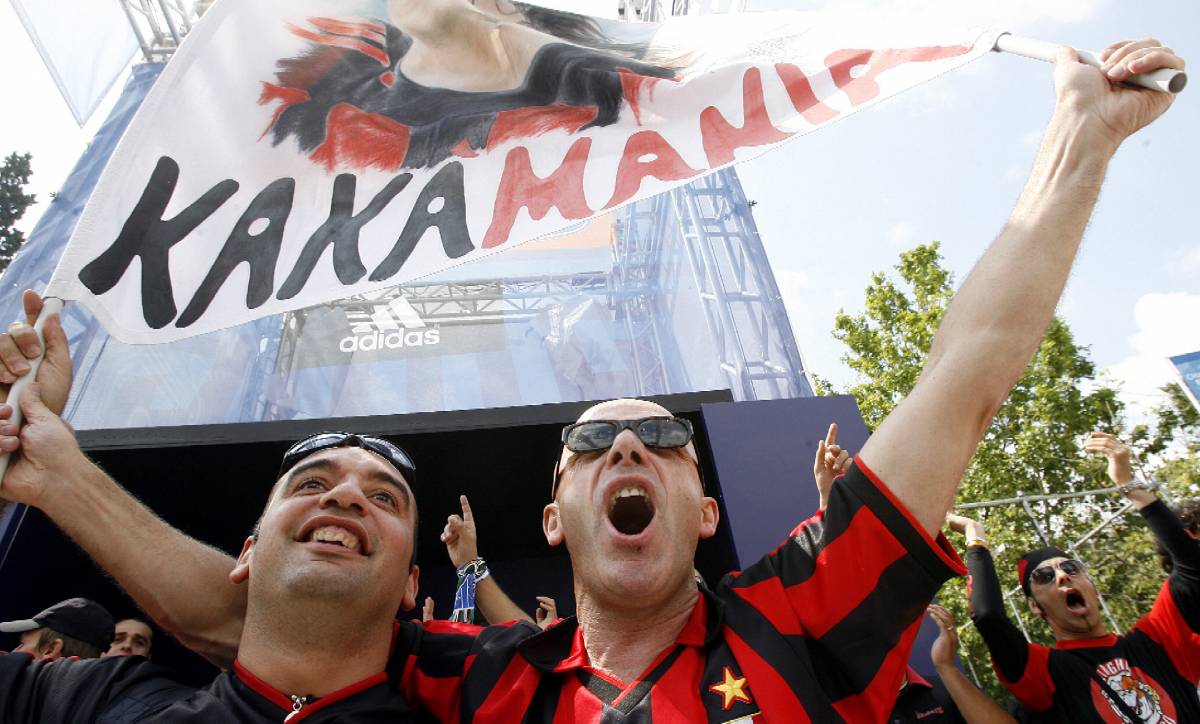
left=947, top=433, right=1200, bottom=723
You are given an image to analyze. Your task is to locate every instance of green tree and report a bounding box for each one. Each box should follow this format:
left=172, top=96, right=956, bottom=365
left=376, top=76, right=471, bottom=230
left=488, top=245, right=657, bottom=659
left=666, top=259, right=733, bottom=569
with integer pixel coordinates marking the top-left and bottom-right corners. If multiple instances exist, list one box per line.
left=0, top=152, right=37, bottom=274
left=824, top=241, right=1192, bottom=699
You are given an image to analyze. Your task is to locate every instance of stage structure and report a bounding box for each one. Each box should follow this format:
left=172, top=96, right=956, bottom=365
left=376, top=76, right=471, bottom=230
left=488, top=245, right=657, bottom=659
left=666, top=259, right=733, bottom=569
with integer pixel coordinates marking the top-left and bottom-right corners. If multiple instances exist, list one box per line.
left=0, top=0, right=812, bottom=430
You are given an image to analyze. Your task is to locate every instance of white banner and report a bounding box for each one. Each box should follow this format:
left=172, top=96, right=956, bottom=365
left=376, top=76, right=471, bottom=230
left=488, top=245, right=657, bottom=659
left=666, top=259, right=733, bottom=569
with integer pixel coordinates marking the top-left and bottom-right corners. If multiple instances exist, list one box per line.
left=46, top=0, right=996, bottom=343
left=10, top=0, right=139, bottom=126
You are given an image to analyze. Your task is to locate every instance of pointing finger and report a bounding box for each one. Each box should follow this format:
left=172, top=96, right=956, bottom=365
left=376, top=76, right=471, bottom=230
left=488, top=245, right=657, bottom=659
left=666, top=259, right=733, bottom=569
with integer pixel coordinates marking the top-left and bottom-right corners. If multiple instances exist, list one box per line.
left=460, top=494, right=473, bottom=522
left=825, top=423, right=838, bottom=447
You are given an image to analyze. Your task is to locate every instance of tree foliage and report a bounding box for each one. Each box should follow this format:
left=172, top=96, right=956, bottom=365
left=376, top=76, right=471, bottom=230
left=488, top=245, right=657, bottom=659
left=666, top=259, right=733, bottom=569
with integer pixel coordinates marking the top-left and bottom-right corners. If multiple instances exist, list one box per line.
left=0, top=152, right=36, bottom=274
left=824, top=242, right=1195, bottom=699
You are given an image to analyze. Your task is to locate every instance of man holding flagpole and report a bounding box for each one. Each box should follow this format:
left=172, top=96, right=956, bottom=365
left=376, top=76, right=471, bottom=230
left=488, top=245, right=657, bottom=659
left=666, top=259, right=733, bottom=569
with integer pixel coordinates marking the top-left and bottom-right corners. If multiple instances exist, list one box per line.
left=0, top=36, right=1186, bottom=723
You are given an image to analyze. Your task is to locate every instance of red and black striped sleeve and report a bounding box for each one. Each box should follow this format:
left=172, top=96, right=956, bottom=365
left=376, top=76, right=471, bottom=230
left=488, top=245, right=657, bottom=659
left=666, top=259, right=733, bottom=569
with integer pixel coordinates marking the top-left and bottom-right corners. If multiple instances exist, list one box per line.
left=1131, top=500, right=1200, bottom=683
left=395, top=618, right=543, bottom=723
left=721, top=456, right=966, bottom=721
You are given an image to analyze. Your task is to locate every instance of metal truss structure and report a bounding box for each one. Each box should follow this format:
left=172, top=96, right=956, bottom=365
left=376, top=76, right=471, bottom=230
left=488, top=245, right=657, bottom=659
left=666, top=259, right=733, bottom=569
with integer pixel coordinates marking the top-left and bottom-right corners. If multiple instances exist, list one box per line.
left=119, top=0, right=207, bottom=63
left=616, top=170, right=812, bottom=399
left=274, top=274, right=610, bottom=373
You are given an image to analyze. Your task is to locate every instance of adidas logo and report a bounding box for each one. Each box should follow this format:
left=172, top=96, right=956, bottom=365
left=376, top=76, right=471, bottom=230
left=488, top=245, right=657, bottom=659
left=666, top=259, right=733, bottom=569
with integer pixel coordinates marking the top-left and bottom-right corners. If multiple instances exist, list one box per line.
left=338, top=297, right=441, bottom=353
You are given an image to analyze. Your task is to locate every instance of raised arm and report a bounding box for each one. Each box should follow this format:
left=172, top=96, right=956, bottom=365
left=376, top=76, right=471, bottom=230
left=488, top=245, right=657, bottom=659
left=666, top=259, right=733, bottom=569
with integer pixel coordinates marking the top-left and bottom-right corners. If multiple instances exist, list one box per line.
left=0, top=293, right=245, bottom=668
left=926, top=604, right=1016, bottom=724
left=1084, top=431, right=1199, bottom=576
left=858, top=42, right=1183, bottom=535
left=946, top=514, right=1036, bottom=689
left=441, top=494, right=533, bottom=625
left=812, top=423, right=851, bottom=511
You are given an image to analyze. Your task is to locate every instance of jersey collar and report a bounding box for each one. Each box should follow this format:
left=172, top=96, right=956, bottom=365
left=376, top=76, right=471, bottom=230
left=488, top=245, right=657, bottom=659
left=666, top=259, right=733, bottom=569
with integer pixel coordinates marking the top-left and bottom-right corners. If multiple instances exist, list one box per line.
left=517, top=586, right=726, bottom=673
left=1055, top=632, right=1120, bottom=650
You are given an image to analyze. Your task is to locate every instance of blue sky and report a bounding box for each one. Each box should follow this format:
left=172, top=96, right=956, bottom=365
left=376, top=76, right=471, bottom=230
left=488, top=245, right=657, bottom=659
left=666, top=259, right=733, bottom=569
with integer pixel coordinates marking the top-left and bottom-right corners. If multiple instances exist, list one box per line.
left=736, top=0, right=1200, bottom=421
left=1, top=0, right=1196, bottom=422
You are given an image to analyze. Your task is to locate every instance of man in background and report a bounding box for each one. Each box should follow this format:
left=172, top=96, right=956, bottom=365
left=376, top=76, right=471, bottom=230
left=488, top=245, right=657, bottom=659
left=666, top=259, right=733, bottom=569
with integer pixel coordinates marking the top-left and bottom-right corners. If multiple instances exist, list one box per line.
left=104, top=618, right=153, bottom=659
left=1, top=597, right=114, bottom=661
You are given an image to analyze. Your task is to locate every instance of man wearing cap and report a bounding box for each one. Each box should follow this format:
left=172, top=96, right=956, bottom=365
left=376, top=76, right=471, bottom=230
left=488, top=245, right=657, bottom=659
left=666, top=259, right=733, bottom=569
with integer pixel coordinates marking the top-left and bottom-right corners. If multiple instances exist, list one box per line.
left=2, top=597, right=114, bottom=661
left=0, top=399, right=434, bottom=721
left=947, top=432, right=1200, bottom=722
left=0, top=37, right=1188, bottom=723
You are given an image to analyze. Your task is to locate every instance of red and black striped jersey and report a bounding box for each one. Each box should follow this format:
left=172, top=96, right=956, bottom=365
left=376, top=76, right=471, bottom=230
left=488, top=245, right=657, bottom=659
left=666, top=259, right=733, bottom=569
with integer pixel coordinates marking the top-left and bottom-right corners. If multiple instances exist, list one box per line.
left=394, top=457, right=965, bottom=722
left=968, top=500, right=1200, bottom=722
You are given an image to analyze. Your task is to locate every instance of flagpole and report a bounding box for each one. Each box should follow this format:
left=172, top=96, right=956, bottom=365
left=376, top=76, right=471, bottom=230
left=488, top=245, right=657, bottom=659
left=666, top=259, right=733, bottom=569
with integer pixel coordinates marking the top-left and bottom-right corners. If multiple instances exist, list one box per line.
left=994, top=34, right=1187, bottom=94
left=0, top=297, right=65, bottom=487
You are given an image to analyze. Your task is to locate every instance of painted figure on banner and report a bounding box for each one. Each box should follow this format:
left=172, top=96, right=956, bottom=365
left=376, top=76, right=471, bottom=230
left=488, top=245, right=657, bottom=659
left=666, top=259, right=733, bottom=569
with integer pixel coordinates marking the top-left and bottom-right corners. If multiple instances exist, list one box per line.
left=260, top=0, right=688, bottom=172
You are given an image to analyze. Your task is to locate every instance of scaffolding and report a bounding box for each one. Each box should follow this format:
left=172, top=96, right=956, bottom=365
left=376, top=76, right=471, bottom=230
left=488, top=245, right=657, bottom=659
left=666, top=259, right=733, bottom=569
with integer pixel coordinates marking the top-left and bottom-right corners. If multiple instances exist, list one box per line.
left=119, top=0, right=205, bottom=63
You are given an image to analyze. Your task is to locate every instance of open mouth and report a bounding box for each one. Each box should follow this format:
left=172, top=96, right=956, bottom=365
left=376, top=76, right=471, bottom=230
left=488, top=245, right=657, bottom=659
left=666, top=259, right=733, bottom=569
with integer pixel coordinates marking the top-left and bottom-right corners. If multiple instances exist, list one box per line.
left=298, top=518, right=369, bottom=555
left=1065, top=590, right=1086, bottom=613
left=608, top=486, right=655, bottom=536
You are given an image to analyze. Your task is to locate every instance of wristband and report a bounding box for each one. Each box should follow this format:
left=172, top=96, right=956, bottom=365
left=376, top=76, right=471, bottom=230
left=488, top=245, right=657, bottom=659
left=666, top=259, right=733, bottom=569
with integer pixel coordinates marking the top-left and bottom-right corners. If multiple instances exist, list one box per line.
left=1117, top=480, right=1157, bottom=495
left=457, top=557, right=490, bottom=582
left=966, top=538, right=988, bottom=549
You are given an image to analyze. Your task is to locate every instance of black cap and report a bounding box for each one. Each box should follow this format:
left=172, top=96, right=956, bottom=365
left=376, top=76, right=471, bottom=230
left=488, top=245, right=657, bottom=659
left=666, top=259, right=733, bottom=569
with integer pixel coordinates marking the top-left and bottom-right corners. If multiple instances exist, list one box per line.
left=1018, top=547, right=1069, bottom=597
left=0, top=598, right=115, bottom=650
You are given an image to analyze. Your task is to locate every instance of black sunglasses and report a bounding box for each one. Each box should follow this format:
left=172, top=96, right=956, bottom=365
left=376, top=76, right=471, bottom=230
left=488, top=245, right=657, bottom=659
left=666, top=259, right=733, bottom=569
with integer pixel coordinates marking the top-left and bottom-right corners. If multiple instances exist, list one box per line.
left=1030, top=559, right=1085, bottom=586
left=279, top=432, right=416, bottom=484
left=552, top=417, right=697, bottom=497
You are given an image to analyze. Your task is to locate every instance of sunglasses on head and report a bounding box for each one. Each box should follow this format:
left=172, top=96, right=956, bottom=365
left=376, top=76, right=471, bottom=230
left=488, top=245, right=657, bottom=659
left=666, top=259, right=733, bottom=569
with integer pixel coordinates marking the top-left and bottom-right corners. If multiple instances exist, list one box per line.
left=279, top=432, right=416, bottom=484
left=551, top=417, right=697, bottom=498
left=1030, top=559, right=1085, bottom=586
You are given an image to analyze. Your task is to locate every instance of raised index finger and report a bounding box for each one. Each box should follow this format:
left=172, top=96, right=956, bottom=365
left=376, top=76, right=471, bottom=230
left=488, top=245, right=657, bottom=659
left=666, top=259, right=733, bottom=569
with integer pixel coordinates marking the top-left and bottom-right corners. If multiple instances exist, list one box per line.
left=824, top=422, right=838, bottom=447
left=460, top=494, right=473, bottom=522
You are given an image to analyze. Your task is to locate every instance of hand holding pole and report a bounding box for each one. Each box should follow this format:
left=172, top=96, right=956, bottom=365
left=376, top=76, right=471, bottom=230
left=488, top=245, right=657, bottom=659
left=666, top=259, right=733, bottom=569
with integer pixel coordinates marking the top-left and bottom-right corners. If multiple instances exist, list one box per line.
left=0, top=296, right=65, bottom=488
left=994, top=34, right=1186, bottom=94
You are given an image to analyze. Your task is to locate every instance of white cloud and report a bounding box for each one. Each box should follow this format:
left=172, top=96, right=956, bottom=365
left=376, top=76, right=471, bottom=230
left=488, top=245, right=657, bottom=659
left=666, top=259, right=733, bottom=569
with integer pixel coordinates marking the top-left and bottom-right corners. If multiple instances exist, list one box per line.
left=886, top=221, right=916, bottom=247
left=1101, top=292, right=1200, bottom=426
left=1168, top=245, right=1200, bottom=275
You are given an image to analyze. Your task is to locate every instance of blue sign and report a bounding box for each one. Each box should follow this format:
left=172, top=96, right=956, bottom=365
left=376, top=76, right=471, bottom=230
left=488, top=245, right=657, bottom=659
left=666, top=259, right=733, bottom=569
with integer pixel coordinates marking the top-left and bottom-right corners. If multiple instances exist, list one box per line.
left=1170, top=350, right=1200, bottom=408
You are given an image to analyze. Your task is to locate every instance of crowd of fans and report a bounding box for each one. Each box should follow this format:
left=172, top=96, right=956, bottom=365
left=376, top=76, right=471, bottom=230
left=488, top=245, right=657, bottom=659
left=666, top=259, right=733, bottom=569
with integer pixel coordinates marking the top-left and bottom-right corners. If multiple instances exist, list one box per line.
left=0, top=36, right=1193, bottom=724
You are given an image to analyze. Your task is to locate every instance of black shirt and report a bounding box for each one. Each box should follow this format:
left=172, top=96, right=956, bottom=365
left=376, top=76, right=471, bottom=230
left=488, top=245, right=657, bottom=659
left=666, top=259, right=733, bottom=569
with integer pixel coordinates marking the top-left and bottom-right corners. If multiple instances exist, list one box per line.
left=890, top=667, right=966, bottom=723
left=0, top=650, right=432, bottom=723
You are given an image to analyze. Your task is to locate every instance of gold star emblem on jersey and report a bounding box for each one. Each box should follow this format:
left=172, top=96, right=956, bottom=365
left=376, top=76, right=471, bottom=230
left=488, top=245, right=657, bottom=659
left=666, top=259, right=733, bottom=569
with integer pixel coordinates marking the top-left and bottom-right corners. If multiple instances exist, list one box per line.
left=708, top=666, right=752, bottom=710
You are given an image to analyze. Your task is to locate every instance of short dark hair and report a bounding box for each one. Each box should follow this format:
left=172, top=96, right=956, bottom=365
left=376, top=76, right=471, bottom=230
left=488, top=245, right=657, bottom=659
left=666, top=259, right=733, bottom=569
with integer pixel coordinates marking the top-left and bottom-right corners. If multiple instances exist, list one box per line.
left=1157, top=498, right=1200, bottom=574
left=36, top=627, right=103, bottom=659
left=115, top=617, right=154, bottom=652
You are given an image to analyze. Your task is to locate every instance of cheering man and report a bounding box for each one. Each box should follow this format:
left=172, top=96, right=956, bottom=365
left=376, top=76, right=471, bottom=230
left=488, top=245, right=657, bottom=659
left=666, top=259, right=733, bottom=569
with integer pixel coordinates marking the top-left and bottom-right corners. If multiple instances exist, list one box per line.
left=948, top=432, right=1199, bottom=722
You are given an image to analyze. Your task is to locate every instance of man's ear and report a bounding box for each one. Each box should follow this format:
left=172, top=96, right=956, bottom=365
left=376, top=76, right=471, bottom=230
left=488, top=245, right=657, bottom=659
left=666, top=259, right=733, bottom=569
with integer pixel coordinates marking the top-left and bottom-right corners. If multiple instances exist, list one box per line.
left=401, top=565, right=421, bottom=611
left=543, top=503, right=564, bottom=547
left=698, top=496, right=719, bottom=539
left=43, top=637, right=64, bottom=660
left=1026, top=595, right=1043, bottom=619
left=230, top=536, right=255, bottom=585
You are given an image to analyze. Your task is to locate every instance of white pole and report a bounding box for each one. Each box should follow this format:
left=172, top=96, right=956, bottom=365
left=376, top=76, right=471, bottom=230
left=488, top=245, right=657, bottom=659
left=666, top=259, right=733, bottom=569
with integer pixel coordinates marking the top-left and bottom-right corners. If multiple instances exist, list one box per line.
left=994, top=33, right=1187, bottom=94
left=0, top=297, right=65, bottom=489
